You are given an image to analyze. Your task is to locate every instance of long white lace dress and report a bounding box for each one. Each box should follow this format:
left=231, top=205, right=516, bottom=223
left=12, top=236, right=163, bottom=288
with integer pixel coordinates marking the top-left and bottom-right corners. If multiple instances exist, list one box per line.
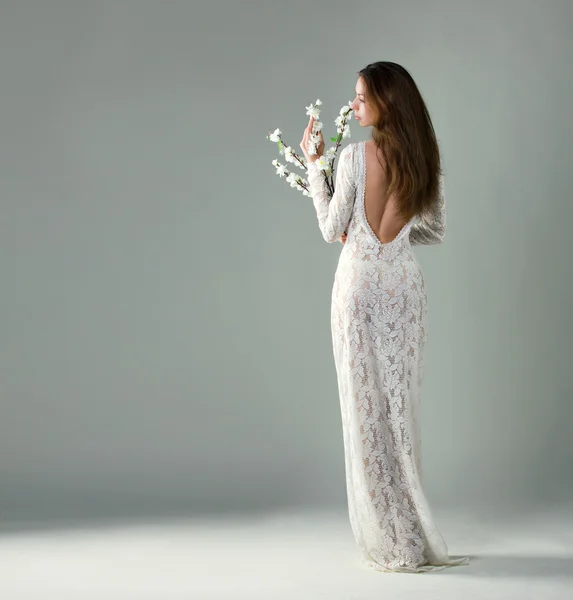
left=306, top=140, right=470, bottom=573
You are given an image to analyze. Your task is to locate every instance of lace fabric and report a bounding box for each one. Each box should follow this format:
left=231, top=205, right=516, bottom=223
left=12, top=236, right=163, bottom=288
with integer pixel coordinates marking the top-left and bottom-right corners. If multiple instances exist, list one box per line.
left=306, top=141, right=469, bottom=573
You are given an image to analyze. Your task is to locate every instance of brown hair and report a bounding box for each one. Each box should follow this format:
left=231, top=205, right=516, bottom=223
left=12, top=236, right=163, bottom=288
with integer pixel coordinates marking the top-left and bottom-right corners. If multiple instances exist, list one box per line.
left=357, top=61, right=443, bottom=221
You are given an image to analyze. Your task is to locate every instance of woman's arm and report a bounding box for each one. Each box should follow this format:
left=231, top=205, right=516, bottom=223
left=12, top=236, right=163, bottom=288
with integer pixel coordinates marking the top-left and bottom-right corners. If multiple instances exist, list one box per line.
left=409, top=174, right=446, bottom=245
left=307, top=144, right=356, bottom=243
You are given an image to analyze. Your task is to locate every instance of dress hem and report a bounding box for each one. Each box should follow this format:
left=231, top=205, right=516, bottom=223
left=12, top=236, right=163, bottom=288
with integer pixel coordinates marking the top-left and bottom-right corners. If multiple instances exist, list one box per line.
left=361, top=555, right=470, bottom=574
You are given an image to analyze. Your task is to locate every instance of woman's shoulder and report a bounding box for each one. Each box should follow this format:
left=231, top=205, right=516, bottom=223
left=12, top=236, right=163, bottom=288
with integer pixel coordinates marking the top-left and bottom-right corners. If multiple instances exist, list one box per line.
left=340, top=142, right=359, bottom=162
left=345, top=141, right=366, bottom=164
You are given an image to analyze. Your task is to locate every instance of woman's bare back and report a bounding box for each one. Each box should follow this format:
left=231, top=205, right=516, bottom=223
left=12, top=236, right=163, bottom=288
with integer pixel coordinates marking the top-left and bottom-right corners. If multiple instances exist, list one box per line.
left=363, top=140, right=408, bottom=244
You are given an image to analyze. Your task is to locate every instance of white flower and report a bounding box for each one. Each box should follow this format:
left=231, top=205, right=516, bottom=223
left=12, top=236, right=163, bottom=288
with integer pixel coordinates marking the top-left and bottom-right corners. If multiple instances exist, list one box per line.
left=305, top=102, right=321, bottom=119
left=308, top=156, right=332, bottom=178
left=268, top=128, right=282, bottom=143
left=286, top=172, right=301, bottom=188
left=274, top=162, right=288, bottom=177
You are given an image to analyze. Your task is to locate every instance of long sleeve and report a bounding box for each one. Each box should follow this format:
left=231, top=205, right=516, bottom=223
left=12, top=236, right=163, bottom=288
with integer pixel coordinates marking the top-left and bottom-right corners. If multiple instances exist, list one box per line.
left=307, top=143, right=356, bottom=243
left=409, top=174, right=446, bottom=245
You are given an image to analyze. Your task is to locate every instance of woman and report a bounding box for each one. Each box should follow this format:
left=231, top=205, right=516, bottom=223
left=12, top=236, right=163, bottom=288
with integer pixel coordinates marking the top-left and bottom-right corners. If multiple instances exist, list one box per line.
left=300, top=61, right=470, bottom=573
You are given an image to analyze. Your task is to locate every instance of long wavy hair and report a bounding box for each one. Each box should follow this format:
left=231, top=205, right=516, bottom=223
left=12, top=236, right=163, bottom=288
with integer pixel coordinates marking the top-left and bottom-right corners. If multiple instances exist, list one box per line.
left=357, top=61, right=443, bottom=221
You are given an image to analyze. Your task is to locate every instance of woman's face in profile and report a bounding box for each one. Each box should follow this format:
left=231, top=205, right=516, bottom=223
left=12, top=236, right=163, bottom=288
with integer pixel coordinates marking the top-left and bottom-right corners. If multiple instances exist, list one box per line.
left=350, top=77, right=377, bottom=127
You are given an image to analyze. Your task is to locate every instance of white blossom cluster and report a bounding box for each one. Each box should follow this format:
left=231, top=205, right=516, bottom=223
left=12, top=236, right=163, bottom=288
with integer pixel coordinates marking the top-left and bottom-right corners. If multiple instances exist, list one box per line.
left=267, top=99, right=354, bottom=197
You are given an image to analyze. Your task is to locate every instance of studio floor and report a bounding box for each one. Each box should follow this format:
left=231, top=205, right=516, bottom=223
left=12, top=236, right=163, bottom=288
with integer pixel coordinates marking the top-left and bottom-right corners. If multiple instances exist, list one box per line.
left=0, top=503, right=571, bottom=599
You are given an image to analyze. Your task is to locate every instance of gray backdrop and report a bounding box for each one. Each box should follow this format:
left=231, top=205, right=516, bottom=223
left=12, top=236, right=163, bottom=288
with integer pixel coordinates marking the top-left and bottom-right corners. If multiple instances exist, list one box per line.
left=1, top=0, right=572, bottom=524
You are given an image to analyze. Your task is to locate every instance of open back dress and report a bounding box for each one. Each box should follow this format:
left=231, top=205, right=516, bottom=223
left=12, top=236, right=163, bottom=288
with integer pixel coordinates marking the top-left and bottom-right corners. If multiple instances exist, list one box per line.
left=306, top=140, right=470, bottom=573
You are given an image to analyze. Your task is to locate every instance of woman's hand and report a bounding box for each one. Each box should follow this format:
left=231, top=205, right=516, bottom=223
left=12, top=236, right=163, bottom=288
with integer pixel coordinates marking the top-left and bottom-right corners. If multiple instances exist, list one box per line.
left=340, top=232, right=347, bottom=244
left=300, top=116, right=324, bottom=163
